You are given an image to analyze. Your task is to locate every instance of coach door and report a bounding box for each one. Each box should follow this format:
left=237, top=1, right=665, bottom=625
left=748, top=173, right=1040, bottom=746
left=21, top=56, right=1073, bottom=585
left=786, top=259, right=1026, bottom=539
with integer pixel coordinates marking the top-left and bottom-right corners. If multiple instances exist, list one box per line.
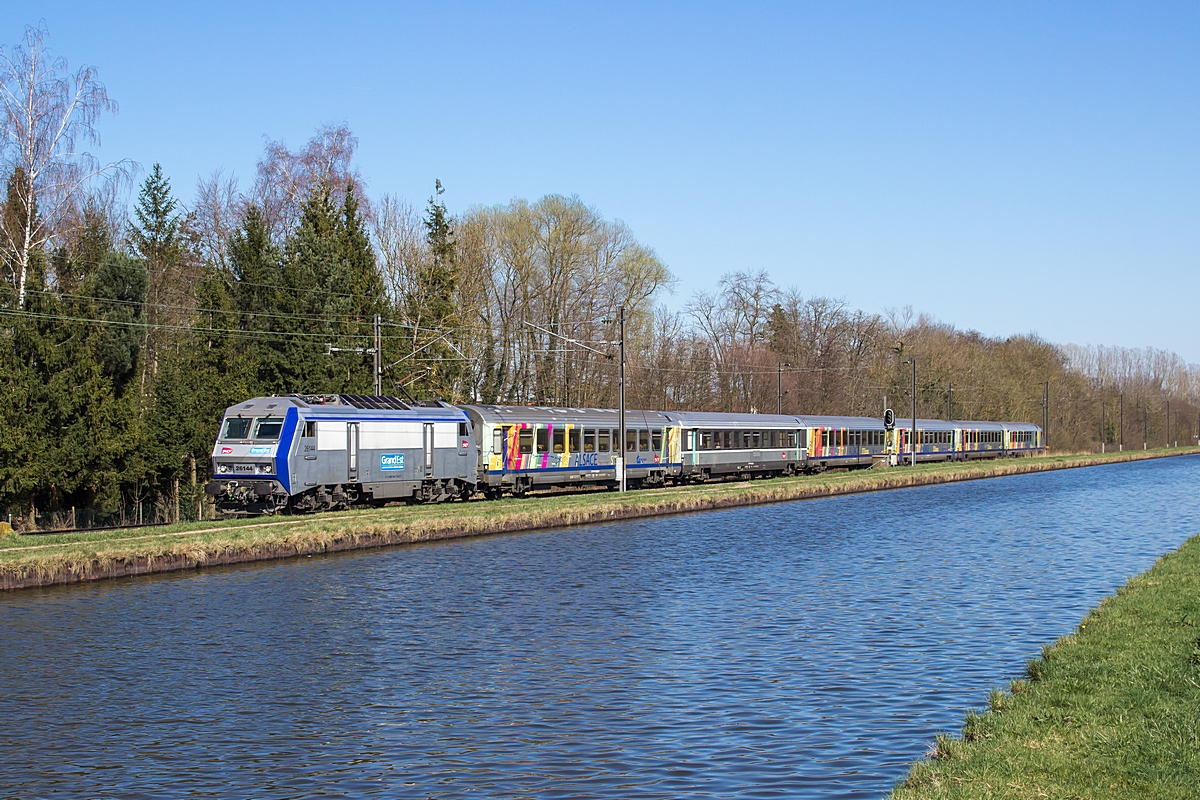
left=347, top=422, right=359, bottom=481
left=423, top=423, right=435, bottom=477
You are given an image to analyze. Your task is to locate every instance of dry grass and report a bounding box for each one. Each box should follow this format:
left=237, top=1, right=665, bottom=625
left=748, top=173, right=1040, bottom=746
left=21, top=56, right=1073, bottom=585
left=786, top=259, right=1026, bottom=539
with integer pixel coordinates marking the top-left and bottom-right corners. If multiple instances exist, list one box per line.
left=2, top=448, right=1195, bottom=590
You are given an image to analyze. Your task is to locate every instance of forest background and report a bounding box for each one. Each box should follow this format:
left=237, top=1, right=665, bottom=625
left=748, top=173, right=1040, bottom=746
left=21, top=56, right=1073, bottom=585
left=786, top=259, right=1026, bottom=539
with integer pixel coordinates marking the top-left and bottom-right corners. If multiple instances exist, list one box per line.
left=2, top=28, right=1198, bottom=528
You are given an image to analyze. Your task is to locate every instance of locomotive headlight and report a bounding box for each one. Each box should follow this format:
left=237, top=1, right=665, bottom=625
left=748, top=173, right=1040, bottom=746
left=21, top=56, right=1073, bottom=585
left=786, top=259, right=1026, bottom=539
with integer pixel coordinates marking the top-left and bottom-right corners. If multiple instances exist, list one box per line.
left=217, top=463, right=231, bottom=474
left=256, top=463, right=272, bottom=474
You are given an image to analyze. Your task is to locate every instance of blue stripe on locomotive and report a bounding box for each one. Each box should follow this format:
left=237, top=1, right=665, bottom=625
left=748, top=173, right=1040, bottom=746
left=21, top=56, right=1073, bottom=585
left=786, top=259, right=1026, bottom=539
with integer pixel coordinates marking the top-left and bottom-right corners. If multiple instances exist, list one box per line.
left=274, top=406, right=298, bottom=493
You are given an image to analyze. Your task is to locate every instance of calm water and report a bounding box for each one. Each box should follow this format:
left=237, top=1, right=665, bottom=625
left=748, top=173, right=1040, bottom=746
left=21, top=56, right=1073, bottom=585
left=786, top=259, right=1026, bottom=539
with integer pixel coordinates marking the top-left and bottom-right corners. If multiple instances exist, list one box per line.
left=3, top=456, right=1200, bottom=798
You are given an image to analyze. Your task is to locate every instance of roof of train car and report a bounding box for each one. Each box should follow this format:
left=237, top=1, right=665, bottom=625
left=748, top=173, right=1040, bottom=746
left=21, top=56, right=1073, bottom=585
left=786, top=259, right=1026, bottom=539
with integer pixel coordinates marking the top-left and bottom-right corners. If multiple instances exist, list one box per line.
left=893, top=418, right=1041, bottom=431
left=665, top=411, right=806, bottom=427
left=998, top=421, right=1043, bottom=431
left=795, top=414, right=885, bottom=429
left=459, top=405, right=675, bottom=427
left=893, top=418, right=964, bottom=431
left=221, top=395, right=465, bottom=419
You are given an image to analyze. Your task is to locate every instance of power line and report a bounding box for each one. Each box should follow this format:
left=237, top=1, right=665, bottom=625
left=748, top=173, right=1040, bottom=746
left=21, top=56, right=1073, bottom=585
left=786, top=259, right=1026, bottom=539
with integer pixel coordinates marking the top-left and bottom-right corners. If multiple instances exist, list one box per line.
left=0, top=308, right=413, bottom=344
left=24, top=288, right=386, bottom=327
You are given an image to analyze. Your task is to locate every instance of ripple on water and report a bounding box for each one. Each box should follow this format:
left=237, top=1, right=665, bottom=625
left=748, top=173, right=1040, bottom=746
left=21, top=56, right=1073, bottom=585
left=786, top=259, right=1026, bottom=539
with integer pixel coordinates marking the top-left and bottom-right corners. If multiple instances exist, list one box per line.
left=2, top=455, right=1199, bottom=797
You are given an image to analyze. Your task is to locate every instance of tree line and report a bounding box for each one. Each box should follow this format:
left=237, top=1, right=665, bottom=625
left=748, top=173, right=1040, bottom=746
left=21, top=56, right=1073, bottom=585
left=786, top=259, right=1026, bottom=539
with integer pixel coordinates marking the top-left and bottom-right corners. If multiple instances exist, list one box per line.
left=2, top=26, right=1198, bottom=528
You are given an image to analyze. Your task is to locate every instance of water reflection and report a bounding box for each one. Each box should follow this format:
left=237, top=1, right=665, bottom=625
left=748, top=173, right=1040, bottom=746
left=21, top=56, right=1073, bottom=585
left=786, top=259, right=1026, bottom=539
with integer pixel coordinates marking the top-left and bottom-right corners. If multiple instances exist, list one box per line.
left=2, top=455, right=1198, bottom=797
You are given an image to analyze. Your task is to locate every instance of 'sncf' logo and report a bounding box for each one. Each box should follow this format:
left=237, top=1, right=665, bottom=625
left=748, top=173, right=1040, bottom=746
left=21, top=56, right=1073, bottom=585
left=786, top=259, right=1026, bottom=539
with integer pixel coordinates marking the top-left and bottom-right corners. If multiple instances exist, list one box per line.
left=221, top=447, right=233, bottom=454
left=380, top=453, right=405, bottom=471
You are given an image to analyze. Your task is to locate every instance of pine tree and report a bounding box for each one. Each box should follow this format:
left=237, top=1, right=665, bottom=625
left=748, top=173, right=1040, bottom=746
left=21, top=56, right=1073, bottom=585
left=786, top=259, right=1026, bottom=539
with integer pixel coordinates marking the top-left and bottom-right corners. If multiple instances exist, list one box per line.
left=408, top=179, right=462, bottom=399
left=130, top=164, right=184, bottom=393
left=130, top=164, right=181, bottom=266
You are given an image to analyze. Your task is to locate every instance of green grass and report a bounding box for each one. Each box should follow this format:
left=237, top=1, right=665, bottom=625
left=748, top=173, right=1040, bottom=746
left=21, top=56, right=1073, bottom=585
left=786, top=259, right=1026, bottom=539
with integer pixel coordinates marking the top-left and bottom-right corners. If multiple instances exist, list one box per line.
left=891, top=527, right=1200, bottom=799
left=0, top=448, right=1195, bottom=589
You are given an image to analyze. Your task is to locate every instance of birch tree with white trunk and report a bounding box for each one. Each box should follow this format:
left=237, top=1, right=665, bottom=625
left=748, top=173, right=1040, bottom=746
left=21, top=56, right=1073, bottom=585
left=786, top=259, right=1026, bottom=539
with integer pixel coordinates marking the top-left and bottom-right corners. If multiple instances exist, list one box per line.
left=0, top=25, right=130, bottom=307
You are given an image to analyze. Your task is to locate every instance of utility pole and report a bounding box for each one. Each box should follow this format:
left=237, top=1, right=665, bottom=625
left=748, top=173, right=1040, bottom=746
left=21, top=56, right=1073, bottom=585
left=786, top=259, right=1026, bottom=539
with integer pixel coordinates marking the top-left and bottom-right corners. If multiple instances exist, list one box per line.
left=618, top=306, right=626, bottom=492
left=1101, top=402, right=1106, bottom=453
left=374, top=314, right=382, bottom=396
left=947, top=382, right=953, bottom=421
left=1143, top=404, right=1147, bottom=450
left=909, top=359, right=917, bottom=467
left=1043, top=381, right=1050, bottom=451
left=776, top=362, right=790, bottom=415
left=1166, top=399, right=1171, bottom=448
left=1119, top=392, right=1123, bottom=451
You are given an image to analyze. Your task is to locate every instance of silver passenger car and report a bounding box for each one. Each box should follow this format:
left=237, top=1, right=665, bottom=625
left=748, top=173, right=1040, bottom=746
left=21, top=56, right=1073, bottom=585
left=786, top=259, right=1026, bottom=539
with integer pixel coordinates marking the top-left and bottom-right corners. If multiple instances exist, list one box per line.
left=669, top=412, right=808, bottom=480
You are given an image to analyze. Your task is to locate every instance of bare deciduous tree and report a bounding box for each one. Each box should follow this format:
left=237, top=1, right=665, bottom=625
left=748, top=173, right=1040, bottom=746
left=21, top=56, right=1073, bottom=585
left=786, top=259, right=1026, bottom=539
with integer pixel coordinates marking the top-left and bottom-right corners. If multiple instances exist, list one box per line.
left=190, top=169, right=242, bottom=275
left=0, top=25, right=131, bottom=305
left=251, top=121, right=363, bottom=242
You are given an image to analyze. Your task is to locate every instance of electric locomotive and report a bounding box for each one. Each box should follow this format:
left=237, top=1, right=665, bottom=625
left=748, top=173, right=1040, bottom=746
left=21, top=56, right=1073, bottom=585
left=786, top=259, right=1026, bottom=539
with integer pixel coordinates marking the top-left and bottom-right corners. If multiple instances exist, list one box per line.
left=206, top=394, right=475, bottom=514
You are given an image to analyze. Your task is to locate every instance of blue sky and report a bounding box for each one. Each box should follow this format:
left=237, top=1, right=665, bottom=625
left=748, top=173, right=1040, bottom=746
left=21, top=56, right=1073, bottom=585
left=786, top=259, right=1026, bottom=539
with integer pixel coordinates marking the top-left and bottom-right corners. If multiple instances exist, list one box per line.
left=10, top=2, right=1200, bottom=359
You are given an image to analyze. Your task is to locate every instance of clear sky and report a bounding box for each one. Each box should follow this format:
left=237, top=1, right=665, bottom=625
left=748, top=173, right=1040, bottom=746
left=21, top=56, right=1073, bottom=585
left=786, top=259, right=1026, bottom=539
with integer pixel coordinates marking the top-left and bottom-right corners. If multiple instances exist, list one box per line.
left=9, top=2, right=1200, bottom=360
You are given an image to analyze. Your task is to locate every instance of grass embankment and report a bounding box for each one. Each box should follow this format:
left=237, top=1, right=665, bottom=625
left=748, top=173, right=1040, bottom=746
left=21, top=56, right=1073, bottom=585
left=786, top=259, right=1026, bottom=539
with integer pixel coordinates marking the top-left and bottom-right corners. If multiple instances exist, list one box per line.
left=892, top=530, right=1200, bottom=799
left=0, top=448, right=1196, bottom=591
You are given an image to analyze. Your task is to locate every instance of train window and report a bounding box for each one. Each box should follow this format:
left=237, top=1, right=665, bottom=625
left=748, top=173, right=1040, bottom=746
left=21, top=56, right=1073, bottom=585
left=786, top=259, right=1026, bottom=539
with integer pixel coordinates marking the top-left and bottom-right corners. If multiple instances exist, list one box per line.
left=221, top=417, right=252, bottom=440
left=701, top=431, right=713, bottom=450
left=253, top=418, right=283, bottom=440
left=552, top=428, right=565, bottom=453
left=519, top=428, right=533, bottom=454
left=598, top=430, right=610, bottom=452
left=626, top=429, right=638, bottom=452
left=652, top=429, right=663, bottom=452
left=639, top=430, right=650, bottom=451
left=584, top=428, right=596, bottom=452
left=302, top=420, right=316, bottom=438
left=493, top=428, right=503, bottom=454
left=721, top=431, right=730, bottom=449
left=538, top=428, right=552, bottom=454
left=768, top=430, right=778, bottom=448
left=569, top=428, right=581, bottom=453
left=787, top=431, right=797, bottom=448
left=459, top=422, right=469, bottom=437
left=752, top=431, right=762, bottom=449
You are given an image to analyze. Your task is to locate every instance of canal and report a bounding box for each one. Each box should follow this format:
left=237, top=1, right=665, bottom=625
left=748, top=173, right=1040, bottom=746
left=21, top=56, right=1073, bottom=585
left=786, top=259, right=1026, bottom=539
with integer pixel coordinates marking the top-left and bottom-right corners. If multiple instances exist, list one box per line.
left=2, top=455, right=1198, bottom=798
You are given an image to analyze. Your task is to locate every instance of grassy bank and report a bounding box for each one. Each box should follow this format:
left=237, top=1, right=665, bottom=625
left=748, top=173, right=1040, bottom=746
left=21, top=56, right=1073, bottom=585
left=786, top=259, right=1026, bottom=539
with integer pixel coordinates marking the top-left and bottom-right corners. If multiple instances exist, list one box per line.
left=892, top=528, right=1200, bottom=799
left=1, top=448, right=1196, bottom=591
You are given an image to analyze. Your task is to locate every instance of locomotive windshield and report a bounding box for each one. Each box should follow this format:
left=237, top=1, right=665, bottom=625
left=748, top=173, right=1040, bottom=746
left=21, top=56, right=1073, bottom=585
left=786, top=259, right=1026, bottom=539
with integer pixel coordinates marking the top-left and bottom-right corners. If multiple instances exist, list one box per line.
left=220, top=417, right=252, bottom=440
left=219, top=416, right=282, bottom=441
left=252, top=418, right=283, bottom=440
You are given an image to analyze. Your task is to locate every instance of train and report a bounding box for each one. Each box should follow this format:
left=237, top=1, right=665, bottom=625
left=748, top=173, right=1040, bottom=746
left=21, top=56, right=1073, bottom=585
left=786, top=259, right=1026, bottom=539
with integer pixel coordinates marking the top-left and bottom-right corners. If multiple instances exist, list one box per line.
left=204, top=393, right=1045, bottom=515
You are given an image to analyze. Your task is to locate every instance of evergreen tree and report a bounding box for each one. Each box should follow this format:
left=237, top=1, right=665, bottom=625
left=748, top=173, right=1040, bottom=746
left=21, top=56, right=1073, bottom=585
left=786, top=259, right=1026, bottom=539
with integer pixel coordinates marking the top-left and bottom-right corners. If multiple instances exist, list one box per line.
left=1, top=169, right=35, bottom=308
left=130, top=164, right=184, bottom=393
left=408, top=179, right=462, bottom=399
left=130, top=164, right=182, bottom=266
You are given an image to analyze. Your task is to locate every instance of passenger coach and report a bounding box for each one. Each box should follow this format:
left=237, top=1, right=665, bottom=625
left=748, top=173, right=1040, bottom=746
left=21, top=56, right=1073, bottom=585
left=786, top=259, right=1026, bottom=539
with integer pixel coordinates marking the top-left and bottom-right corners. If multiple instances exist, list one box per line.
left=460, top=405, right=681, bottom=497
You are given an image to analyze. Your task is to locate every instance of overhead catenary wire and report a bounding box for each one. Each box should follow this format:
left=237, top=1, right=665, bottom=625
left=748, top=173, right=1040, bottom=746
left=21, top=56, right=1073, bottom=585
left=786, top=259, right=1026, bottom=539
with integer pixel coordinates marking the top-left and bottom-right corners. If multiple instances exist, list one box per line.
left=0, top=308, right=415, bottom=344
